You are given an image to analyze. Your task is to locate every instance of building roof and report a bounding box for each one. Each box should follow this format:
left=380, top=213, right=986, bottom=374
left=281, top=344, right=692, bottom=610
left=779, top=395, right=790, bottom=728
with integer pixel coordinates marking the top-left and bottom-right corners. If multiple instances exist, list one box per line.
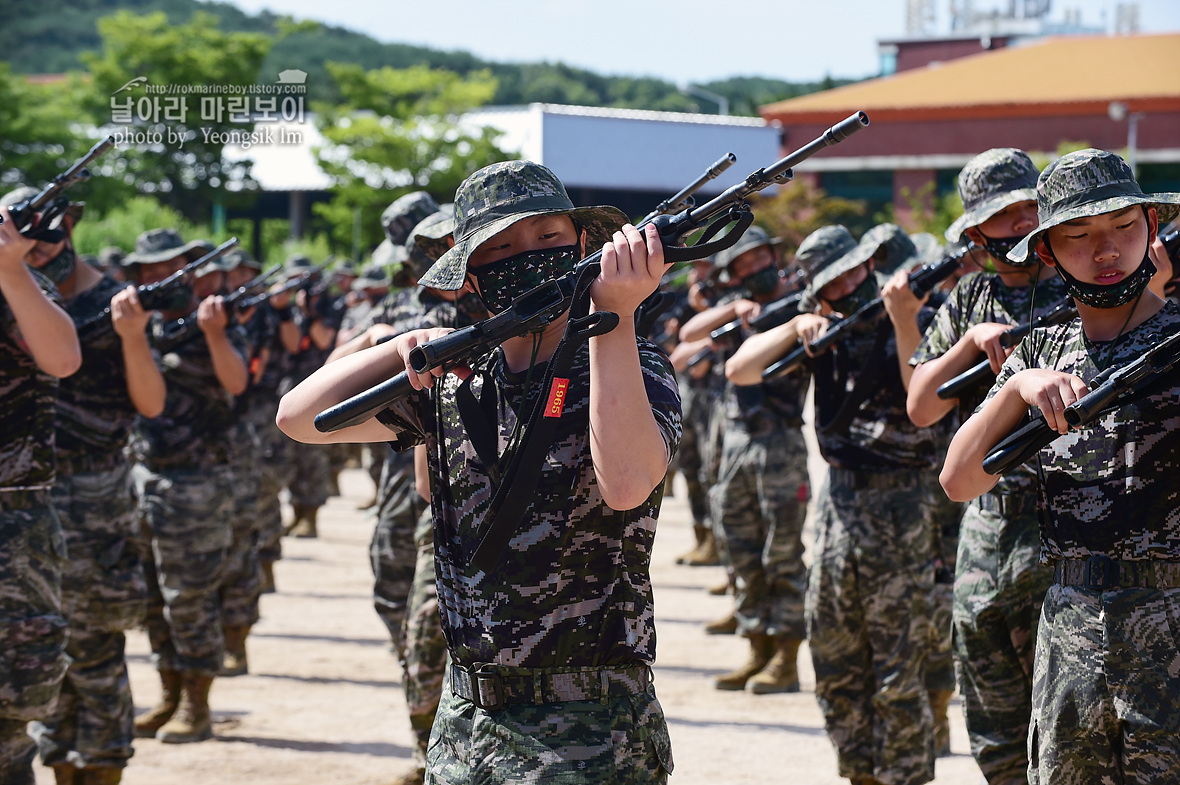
left=761, top=33, right=1180, bottom=124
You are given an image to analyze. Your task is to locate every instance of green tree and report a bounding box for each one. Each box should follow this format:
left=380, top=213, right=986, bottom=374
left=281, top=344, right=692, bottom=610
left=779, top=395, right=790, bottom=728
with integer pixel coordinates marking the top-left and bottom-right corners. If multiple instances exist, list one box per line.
left=874, top=181, right=962, bottom=238
left=749, top=179, right=867, bottom=262
left=312, top=62, right=512, bottom=254
left=80, top=10, right=273, bottom=222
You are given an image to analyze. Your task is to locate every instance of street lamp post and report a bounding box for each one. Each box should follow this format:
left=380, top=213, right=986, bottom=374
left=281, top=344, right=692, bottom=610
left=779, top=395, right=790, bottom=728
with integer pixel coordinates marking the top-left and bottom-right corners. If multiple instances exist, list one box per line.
left=1108, top=101, right=1146, bottom=176
left=682, top=84, right=729, bottom=117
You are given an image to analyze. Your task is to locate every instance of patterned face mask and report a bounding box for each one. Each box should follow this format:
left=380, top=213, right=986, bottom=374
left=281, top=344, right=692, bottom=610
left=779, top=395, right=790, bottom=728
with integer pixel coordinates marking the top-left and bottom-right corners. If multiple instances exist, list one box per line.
left=38, top=246, right=77, bottom=285
left=469, top=244, right=579, bottom=314
left=1051, top=247, right=1156, bottom=309
left=741, top=266, right=779, bottom=297
left=826, top=270, right=878, bottom=316
left=976, top=232, right=1030, bottom=267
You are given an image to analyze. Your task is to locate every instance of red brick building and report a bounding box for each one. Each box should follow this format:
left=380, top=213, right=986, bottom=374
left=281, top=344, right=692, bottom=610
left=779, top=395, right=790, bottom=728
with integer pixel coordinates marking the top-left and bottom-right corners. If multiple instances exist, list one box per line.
left=759, top=33, right=1180, bottom=228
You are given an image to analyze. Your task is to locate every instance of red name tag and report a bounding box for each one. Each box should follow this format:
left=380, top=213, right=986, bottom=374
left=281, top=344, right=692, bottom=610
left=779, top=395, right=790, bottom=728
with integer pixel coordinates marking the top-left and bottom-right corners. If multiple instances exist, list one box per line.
left=544, top=378, right=570, bottom=418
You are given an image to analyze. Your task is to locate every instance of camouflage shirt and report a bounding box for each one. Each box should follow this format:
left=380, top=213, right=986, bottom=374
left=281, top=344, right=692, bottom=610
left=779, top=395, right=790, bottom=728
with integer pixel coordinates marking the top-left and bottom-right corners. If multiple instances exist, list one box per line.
left=56, top=275, right=157, bottom=467
left=244, top=303, right=289, bottom=396
left=986, top=302, right=1180, bottom=561
left=131, top=315, right=249, bottom=470
left=0, top=270, right=61, bottom=490
left=378, top=340, right=681, bottom=668
left=913, top=271, right=1069, bottom=492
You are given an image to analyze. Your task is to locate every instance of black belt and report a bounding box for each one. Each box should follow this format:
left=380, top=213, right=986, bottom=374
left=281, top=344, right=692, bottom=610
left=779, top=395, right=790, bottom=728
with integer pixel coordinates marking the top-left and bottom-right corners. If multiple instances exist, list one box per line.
left=449, top=662, right=651, bottom=711
left=829, top=467, right=926, bottom=491
left=1054, top=556, right=1180, bottom=590
left=975, top=491, right=1036, bottom=518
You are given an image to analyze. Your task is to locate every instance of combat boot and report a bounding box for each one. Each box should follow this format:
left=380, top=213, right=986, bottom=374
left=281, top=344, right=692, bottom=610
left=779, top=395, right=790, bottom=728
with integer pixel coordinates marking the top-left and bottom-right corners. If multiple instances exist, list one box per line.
left=260, top=559, right=276, bottom=594
left=928, top=688, right=954, bottom=756
left=288, top=505, right=318, bottom=538
left=156, top=673, right=214, bottom=743
left=384, top=766, right=426, bottom=785
left=683, top=529, right=720, bottom=566
left=52, top=764, right=79, bottom=785
left=703, top=611, right=738, bottom=635
left=78, top=767, right=123, bottom=785
left=221, top=624, right=250, bottom=677
left=707, top=577, right=730, bottom=596
left=714, top=633, right=772, bottom=691
left=747, top=637, right=802, bottom=694
left=133, top=668, right=182, bottom=737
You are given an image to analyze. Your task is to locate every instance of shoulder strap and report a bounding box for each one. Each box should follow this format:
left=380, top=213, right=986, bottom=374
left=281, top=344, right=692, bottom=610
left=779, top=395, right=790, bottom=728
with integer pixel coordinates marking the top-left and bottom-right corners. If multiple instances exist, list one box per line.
left=816, top=320, right=892, bottom=438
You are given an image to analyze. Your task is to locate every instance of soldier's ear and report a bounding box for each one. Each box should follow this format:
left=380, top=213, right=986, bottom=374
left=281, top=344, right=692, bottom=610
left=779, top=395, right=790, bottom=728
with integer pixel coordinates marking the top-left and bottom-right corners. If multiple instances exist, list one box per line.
left=1035, top=239, right=1056, bottom=268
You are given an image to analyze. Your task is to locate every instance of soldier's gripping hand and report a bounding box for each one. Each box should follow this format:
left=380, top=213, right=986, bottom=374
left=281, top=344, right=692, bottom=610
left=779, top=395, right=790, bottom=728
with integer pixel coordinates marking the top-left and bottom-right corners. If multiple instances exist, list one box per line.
left=197, top=294, right=230, bottom=335
left=592, top=223, right=665, bottom=319
left=1009, top=368, right=1090, bottom=434
left=0, top=207, right=35, bottom=276
left=111, top=285, right=152, bottom=338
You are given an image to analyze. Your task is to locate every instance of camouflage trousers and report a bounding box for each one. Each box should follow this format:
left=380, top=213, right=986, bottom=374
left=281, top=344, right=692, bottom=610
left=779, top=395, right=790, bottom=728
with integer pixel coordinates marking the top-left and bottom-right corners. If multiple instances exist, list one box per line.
left=426, top=670, right=672, bottom=784
left=1029, top=583, right=1180, bottom=785
left=31, top=463, right=145, bottom=769
left=805, top=467, right=938, bottom=785
left=135, top=465, right=233, bottom=675
left=371, top=448, right=425, bottom=651
left=245, top=396, right=290, bottom=568
left=709, top=426, right=809, bottom=639
left=0, top=494, right=67, bottom=784
left=674, top=383, right=711, bottom=526
left=403, top=508, right=445, bottom=767
left=927, top=489, right=962, bottom=694
left=954, top=494, right=1051, bottom=785
left=286, top=441, right=332, bottom=510
left=222, top=421, right=262, bottom=629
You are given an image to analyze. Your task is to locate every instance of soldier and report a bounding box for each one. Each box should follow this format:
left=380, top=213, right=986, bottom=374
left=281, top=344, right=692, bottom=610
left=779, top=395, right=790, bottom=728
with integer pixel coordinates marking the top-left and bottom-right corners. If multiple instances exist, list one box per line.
left=677, top=226, right=811, bottom=693
left=123, top=229, right=249, bottom=744
left=727, top=224, right=942, bottom=785
left=0, top=205, right=81, bottom=785
left=0, top=187, right=164, bottom=785
left=907, top=149, right=1064, bottom=783
left=278, top=159, right=680, bottom=783
left=942, top=148, right=1180, bottom=784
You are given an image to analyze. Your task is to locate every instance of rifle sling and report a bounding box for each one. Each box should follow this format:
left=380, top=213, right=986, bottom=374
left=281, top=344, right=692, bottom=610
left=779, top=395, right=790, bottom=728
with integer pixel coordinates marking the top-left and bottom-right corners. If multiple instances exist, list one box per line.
left=816, top=321, right=892, bottom=438
left=467, top=265, right=618, bottom=573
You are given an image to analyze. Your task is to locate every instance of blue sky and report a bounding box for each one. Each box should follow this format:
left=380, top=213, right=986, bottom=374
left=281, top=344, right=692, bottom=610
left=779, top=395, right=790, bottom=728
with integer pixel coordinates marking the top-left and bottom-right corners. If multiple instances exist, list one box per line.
left=218, top=0, right=1180, bottom=83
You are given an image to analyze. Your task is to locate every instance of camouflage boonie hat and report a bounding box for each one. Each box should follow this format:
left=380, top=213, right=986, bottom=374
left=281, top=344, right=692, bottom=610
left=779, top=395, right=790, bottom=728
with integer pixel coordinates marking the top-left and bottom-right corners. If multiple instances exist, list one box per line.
left=1008, top=148, right=1180, bottom=264
left=910, top=232, right=945, bottom=268
left=194, top=254, right=233, bottom=278
left=98, top=246, right=126, bottom=269
left=223, top=248, right=261, bottom=272
left=351, top=267, right=391, bottom=292
left=418, top=160, right=629, bottom=291
left=383, top=191, right=440, bottom=247
left=839, top=223, right=920, bottom=276
left=945, top=148, right=1039, bottom=243
left=0, top=185, right=86, bottom=226
left=409, top=204, right=456, bottom=269
left=124, top=229, right=208, bottom=266
left=795, top=225, right=858, bottom=303
left=712, top=225, right=782, bottom=284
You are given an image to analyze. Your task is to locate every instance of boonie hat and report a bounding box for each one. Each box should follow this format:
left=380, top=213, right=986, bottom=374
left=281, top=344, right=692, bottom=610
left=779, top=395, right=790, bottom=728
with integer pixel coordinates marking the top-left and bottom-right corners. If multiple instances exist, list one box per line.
left=124, top=229, right=209, bottom=266
left=1008, top=148, right=1180, bottom=264
left=418, top=160, right=628, bottom=291
left=383, top=192, right=440, bottom=247
left=795, top=225, right=859, bottom=303
left=0, top=185, right=85, bottom=226
left=945, top=148, right=1039, bottom=243
left=840, top=223, right=919, bottom=276
left=712, top=225, right=782, bottom=284
left=409, top=205, right=456, bottom=268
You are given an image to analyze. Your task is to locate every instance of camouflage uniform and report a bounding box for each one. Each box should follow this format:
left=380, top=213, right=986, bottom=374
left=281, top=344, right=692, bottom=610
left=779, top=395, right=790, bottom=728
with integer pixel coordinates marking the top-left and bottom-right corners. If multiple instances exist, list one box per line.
left=796, top=227, right=941, bottom=785
left=913, top=272, right=1066, bottom=782
left=27, top=275, right=149, bottom=773
left=133, top=313, right=249, bottom=676
left=401, top=506, right=446, bottom=770
left=378, top=339, right=680, bottom=784
left=986, top=304, right=1180, bottom=784
left=0, top=273, right=68, bottom=785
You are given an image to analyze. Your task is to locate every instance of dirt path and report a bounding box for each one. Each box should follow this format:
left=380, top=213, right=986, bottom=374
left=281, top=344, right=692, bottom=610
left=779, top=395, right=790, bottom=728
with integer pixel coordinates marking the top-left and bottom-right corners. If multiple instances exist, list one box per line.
left=36, top=467, right=984, bottom=785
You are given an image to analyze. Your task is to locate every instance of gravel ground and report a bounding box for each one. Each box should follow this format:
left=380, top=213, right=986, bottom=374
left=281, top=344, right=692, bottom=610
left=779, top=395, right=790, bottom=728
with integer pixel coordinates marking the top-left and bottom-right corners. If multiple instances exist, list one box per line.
left=34, top=466, right=984, bottom=785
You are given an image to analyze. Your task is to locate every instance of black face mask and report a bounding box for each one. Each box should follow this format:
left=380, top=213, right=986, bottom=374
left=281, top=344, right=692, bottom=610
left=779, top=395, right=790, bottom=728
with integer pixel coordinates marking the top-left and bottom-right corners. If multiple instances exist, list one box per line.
left=1049, top=244, right=1156, bottom=309
left=975, top=231, right=1031, bottom=267
left=454, top=290, right=488, bottom=325
left=741, top=266, right=780, bottom=298
left=152, top=282, right=195, bottom=313
left=38, top=246, right=77, bottom=286
left=469, top=244, right=579, bottom=314
left=827, top=272, right=878, bottom=316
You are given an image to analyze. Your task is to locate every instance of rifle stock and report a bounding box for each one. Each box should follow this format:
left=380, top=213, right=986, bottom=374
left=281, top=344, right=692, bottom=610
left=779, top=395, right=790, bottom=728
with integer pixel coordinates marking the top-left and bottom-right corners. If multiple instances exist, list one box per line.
left=314, top=111, right=870, bottom=433
left=4, top=137, right=116, bottom=241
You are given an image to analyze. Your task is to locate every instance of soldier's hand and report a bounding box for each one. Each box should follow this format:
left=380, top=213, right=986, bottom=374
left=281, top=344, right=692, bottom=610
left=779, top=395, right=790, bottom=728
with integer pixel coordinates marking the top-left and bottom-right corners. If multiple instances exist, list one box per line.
left=110, top=284, right=151, bottom=338
left=592, top=223, right=664, bottom=318
left=269, top=284, right=293, bottom=310
left=390, top=327, right=457, bottom=391
left=796, top=314, right=829, bottom=356
left=197, top=294, right=229, bottom=334
left=1012, top=368, right=1090, bottom=434
left=733, top=299, right=761, bottom=326
left=881, top=269, right=926, bottom=325
left=967, top=322, right=1014, bottom=373
left=0, top=207, right=35, bottom=276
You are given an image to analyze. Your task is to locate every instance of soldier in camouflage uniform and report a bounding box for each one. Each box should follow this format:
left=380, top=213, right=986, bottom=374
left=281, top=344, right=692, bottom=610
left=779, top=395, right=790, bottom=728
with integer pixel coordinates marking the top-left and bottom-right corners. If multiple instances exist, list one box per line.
left=123, top=229, right=250, bottom=745
left=908, top=149, right=1064, bottom=783
left=0, top=205, right=81, bottom=785
left=729, top=224, right=943, bottom=785
left=279, top=159, right=680, bottom=784
left=943, top=149, right=1180, bottom=785
left=676, top=226, right=812, bottom=693
left=0, top=188, right=163, bottom=785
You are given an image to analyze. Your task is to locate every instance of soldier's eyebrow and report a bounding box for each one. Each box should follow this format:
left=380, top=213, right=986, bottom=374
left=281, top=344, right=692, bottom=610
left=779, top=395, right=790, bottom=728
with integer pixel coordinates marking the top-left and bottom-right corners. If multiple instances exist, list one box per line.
left=1060, top=206, right=1139, bottom=227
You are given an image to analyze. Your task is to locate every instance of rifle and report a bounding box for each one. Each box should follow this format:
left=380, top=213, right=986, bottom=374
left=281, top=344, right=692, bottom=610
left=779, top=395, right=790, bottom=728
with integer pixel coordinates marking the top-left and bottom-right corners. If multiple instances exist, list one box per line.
left=936, top=301, right=1078, bottom=400
left=982, top=327, right=1180, bottom=476
left=236, top=268, right=310, bottom=311
left=1161, top=226, right=1179, bottom=262
left=2, top=137, right=116, bottom=242
left=153, top=260, right=290, bottom=352
left=761, top=244, right=969, bottom=381
left=315, top=111, right=869, bottom=433
left=639, top=153, right=737, bottom=223
left=74, top=238, right=240, bottom=337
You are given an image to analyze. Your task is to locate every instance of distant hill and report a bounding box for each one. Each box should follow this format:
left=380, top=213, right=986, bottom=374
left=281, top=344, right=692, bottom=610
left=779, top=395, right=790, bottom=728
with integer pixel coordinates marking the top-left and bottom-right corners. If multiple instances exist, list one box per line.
left=3, top=0, right=858, bottom=114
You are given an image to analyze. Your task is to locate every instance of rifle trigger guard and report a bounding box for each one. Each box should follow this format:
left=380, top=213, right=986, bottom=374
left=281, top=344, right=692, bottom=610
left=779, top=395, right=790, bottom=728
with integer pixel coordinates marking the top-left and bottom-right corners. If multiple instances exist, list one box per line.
left=662, top=207, right=754, bottom=264
left=568, top=310, right=619, bottom=340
